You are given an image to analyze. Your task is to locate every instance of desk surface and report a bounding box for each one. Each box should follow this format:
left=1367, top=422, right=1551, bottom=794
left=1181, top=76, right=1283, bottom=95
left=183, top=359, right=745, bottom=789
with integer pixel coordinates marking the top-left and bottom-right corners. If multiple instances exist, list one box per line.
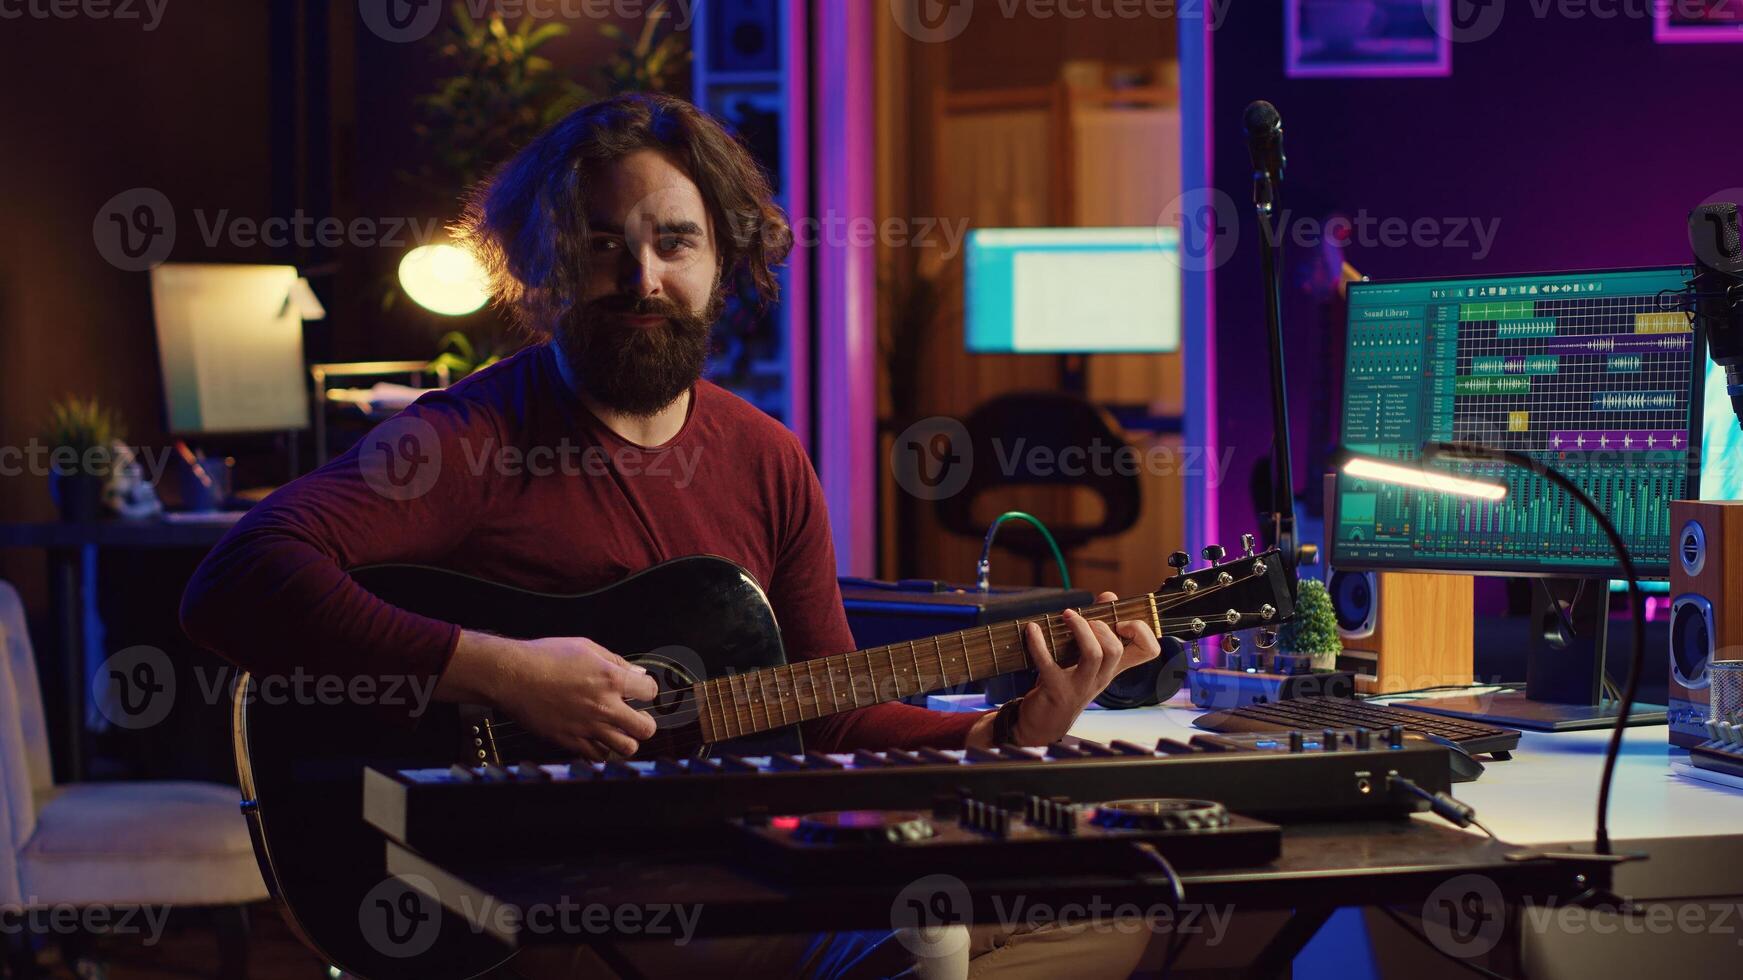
left=0, top=517, right=238, bottom=548
left=1065, top=694, right=1743, bottom=846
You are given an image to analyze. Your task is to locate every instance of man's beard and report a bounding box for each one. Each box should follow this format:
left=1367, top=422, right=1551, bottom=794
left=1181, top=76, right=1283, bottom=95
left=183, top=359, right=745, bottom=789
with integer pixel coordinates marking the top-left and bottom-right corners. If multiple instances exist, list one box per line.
left=557, top=291, right=722, bottom=418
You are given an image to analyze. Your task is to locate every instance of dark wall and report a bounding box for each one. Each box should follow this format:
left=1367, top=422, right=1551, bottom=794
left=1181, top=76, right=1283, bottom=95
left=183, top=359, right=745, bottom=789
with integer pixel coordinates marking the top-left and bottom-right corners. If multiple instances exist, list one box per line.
left=0, top=5, right=276, bottom=533
left=1211, top=8, right=1742, bottom=545
left=0, top=3, right=688, bottom=777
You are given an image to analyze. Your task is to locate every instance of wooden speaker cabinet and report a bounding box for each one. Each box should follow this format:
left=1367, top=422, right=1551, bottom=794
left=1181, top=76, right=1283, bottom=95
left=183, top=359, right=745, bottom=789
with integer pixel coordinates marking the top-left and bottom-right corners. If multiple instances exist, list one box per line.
left=1325, top=474, right=1475, bottom=695
left=1669, top=500, right=1743, bottom=747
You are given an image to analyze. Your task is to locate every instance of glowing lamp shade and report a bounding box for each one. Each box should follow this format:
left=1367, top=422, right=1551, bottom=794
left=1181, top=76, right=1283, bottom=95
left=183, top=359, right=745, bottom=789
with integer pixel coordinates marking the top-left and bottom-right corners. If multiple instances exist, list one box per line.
left=398, top=244, right=489, bottom=316
left=1341, top=455, right=1508, bottom=502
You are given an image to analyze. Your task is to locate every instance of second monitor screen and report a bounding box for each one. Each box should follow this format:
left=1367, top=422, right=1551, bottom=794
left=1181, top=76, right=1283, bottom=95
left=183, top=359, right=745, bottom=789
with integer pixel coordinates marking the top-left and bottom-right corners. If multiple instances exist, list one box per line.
left=1334, top=266, right=1703, bottom=579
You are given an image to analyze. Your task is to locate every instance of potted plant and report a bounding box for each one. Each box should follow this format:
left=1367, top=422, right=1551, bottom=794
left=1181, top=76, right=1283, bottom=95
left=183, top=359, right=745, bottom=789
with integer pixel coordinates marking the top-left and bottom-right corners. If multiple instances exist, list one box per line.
left=428, top=330, right=506, bottom=382
left=41, top=396, right=126, bottom=522
left=1278, top=577, right=1342, bottom=670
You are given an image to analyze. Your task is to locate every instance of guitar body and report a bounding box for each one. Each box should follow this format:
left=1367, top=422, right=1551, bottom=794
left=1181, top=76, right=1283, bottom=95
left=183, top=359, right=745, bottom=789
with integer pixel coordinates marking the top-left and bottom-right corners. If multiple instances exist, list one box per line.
left=231, top=544, right=1294, bottom=979
left=233, top=556, right=793, bottom=980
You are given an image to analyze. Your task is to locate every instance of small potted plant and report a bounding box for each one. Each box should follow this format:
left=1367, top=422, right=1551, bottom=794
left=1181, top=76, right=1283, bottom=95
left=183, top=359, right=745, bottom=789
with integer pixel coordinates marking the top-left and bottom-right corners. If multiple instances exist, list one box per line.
left=1278, top=577, right=1342, bottom=671
left=41, top=396, right=125, bottom=522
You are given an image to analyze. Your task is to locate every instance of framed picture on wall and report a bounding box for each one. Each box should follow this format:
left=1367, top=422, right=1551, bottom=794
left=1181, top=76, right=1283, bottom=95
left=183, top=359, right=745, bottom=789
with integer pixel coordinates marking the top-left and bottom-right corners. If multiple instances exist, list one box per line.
left=1656, top=0, right=1743, bottom=42
left=1286, top=0, right=1452, bottom=78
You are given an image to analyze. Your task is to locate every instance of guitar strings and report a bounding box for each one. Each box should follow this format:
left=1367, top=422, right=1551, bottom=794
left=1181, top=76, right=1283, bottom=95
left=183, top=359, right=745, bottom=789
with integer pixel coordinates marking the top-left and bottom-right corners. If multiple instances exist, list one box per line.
left=491, top=574, right=1267, bottom=742
left=492, top=573, right=1272, bottom=740
left=489, top=569, right=1277, bottom=745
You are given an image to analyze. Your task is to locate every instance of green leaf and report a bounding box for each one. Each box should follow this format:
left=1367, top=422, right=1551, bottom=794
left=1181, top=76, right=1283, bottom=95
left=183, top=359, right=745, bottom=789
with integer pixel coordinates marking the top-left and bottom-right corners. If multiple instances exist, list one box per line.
left=525, top=23, right=567, bottom=47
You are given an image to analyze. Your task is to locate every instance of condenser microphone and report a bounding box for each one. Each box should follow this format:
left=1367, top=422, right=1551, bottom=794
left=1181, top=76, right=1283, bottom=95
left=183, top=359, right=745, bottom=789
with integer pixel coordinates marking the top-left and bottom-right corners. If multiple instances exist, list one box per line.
left=1688, top=202, right=1743, bottom=429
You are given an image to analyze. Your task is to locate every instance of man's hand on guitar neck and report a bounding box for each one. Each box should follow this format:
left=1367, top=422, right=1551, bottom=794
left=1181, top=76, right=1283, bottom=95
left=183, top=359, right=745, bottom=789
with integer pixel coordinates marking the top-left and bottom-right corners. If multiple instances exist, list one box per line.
left=966, top=592, right=1161, bottom=749
left=437, top=630, right=660, bottom=760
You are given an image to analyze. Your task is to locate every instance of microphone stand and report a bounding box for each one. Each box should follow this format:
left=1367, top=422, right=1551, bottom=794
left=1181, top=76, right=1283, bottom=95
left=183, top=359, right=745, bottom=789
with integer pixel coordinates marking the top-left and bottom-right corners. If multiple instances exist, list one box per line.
left=1253, top=170, right=1300, bottom=573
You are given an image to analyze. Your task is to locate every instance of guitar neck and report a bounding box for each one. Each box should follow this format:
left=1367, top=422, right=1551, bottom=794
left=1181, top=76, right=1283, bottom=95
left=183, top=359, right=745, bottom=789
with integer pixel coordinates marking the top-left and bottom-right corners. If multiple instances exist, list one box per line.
left=695, top=594, right=1162, bottom=743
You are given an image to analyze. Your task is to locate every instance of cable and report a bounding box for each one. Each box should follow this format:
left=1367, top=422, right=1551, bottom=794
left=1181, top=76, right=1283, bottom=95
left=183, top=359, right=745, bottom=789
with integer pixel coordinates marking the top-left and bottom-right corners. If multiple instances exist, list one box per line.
left=1132, top=841, right=1189, bottom=979
left=976, top=511, right=1071, bottom=591
left=1423, top=442, right=1645, bottom=856
left=1535, top=579, right=1623, bottom=705
left=1130, top=841, right=1185, bottom=908
left=1468, top=816, right=1501, bottom=843
left=1159, top=926, right=1191, bottom=979
left=1389, top=775, right=1499, bottom=841
left=1378, top=908, right=1516, bottom=980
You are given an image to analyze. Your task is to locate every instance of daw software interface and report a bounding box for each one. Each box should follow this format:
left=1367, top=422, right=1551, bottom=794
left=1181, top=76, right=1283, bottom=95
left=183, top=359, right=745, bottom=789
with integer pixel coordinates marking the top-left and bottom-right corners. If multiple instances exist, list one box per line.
left=1333, top=267, right=1704, bottom=579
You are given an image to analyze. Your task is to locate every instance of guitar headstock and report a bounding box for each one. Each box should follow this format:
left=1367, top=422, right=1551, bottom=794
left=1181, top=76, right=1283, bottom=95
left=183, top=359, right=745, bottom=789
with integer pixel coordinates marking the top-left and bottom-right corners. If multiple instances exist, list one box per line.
left=1154, top=538, right=1297, bottom=644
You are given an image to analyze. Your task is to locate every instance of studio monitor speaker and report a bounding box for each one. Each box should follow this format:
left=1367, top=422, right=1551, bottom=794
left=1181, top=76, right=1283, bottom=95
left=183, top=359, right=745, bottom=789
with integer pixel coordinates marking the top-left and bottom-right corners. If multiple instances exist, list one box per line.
left=1669, top=500, right=1743, bottom=747
left=1325, top=474, right=1475, bottom=695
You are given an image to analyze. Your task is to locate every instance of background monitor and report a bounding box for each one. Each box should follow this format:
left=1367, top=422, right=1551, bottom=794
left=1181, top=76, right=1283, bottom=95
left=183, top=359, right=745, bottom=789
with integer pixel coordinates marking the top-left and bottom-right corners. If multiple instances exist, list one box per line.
left=964, top=227, right=1181, bottom=354
left=1331, top=266, right=1703, bottom=582
left=150, top=263, right=313, bottom=435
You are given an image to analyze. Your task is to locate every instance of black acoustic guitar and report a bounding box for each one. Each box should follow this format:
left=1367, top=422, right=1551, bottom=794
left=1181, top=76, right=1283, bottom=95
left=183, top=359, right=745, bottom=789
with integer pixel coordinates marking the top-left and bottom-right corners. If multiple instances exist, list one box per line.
left=231, top=547, right=1294, bottom=979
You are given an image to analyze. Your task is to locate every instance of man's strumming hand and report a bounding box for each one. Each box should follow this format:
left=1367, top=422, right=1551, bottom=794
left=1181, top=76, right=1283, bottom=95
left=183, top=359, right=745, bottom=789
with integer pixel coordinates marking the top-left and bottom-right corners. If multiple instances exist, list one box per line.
left=967, top=591, right=1161, bottom=748
left=438, top=630, right=659, bottom=760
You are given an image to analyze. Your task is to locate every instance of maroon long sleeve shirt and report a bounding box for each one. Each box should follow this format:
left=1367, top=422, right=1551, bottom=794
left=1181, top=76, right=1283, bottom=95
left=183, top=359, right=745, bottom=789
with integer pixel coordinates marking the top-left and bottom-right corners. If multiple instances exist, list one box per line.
left=179, top=343, right=980, bottom=751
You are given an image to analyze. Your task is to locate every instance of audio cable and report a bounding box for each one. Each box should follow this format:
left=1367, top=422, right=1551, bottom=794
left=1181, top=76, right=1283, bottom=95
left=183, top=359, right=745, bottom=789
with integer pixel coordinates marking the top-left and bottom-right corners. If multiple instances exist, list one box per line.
left=976, top=510, right=1071, bottom=591
left=1388, top=774, right=1499, bottom=842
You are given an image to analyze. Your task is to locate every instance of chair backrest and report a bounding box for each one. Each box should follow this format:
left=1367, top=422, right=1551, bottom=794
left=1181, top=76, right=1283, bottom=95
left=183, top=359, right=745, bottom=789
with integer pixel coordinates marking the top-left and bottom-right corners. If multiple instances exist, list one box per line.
left=934, top=391, right=1143, bottom=554
left=0, top=581, right=53, bottom=906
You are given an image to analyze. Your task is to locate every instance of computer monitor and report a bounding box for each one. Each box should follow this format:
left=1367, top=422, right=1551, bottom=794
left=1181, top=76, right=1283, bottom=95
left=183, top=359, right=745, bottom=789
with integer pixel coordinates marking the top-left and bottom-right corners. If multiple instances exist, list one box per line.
left=964, top=227, right=1182, bottom=354
left=1332, top=266, right=1705, bottom=731
left=1612, top=359, right=1743, bottom=595
left=150, top=263, right=314, bottom=435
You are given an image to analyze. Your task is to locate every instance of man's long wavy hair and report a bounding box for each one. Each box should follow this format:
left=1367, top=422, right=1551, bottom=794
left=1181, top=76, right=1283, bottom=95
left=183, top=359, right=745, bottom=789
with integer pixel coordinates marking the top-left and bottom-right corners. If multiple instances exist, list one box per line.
left=456, top=93, right=791, bottom=334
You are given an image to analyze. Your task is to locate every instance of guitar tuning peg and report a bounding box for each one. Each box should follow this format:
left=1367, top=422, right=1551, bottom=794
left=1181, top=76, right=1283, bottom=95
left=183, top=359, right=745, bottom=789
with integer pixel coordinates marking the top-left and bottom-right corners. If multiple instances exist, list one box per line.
left=1242, top=533, right=1256, bottom=557
left=1167, top=551, right=1191, bottom=577
left=1201, top=544, right=1226, bottom=566
left=1255, top=629, right=1279, bottom=650
left=1221, top=634, right=1241, bottom=655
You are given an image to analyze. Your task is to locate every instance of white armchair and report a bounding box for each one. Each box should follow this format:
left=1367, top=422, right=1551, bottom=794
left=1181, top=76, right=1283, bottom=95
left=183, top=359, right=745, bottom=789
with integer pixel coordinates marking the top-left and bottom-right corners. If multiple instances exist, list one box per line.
left=0, top=581, right=267, bottom=977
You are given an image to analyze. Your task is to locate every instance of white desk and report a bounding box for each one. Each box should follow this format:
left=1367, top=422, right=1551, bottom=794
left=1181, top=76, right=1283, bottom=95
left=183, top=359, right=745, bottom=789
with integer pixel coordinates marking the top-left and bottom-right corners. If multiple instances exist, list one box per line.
left=1056, top=695, right=1743, bottom=846
left=1057, top=694, right=1743, bottom=977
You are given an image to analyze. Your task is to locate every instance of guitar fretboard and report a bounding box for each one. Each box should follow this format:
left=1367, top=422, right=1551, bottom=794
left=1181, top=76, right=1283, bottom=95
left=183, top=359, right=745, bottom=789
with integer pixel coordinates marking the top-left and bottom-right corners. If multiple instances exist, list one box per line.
left=695, top=594, right=1163, bottom=742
